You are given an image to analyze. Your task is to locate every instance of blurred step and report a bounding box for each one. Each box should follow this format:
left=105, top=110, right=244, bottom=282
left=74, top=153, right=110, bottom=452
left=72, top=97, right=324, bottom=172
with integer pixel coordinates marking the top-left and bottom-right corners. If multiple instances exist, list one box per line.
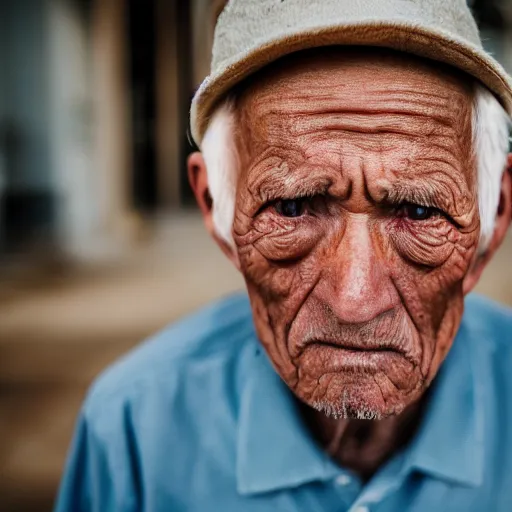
left=0, top=384, right=86, bottom=512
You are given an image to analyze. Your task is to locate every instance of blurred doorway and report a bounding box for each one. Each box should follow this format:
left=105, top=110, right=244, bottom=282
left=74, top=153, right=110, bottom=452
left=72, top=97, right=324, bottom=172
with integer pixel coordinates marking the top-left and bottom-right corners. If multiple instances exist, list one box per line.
left=0, top=0, right=227, bottom=260
left=127, top=0, right=158, bottom=212
left=128, top=0, right=196, bottom=212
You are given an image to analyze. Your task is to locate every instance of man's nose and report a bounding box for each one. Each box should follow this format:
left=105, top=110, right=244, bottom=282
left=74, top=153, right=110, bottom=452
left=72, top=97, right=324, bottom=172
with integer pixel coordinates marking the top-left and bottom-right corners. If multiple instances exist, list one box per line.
left=314, top=217, right=399, bottom=324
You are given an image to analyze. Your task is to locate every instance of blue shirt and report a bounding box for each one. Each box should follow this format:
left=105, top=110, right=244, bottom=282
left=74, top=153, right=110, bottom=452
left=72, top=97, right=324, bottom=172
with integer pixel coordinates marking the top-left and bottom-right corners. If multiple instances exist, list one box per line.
left=55, top=293, right=512, bottom=512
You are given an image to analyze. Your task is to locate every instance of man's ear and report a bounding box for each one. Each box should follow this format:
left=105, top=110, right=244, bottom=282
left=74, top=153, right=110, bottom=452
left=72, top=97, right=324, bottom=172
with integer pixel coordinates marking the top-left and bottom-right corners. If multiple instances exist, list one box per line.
left=463, top=153, right=512, bottom=294
left=187, top=152, right=240, bottom=268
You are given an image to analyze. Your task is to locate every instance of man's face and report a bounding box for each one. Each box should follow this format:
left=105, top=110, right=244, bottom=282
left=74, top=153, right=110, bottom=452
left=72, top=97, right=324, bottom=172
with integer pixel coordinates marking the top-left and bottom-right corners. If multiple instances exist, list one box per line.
left=232, top=49, right=480, bottom=419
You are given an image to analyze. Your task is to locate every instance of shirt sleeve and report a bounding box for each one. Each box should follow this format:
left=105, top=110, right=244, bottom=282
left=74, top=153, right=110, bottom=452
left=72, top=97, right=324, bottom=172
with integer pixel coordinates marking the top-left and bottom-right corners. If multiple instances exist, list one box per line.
left=54, top=404, right=138, bottom=512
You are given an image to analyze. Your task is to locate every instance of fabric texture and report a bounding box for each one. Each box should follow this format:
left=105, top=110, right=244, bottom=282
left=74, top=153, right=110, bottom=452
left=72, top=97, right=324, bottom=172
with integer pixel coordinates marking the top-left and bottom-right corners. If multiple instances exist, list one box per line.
left=190, top=0, right=512, bottom=145
left=55, top=293, right=512, bottom=511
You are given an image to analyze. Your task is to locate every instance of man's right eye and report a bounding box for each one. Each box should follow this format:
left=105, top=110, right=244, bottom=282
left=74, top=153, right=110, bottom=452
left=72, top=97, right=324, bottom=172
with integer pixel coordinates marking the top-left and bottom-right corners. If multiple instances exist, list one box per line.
left=274, top=199, right=307, bottom=218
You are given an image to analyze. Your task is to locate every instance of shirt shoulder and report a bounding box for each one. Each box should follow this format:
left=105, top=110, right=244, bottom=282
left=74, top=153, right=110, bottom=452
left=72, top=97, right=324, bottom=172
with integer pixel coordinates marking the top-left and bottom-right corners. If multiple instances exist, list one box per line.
left=83, top=292, right=255, bottom=417
left=464, top=295, right=512, bottom=495
left=464, top=294, right=512, bottom=388
left=464, top=294, right=512, bottom=349
left=56, top=293, right=256, bottom=511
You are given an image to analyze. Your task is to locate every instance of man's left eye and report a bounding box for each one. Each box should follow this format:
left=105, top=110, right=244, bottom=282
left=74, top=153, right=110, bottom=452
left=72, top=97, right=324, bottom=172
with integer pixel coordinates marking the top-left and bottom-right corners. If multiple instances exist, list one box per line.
left=400, top=204, right=438, bottom=221
left=274, top=199, right=306, bottom=218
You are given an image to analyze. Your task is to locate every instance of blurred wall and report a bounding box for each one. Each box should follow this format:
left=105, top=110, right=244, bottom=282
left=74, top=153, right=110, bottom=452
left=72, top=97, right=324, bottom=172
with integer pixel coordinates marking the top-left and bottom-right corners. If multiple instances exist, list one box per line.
left=2, top=0, right=53, bottom=190
left=0, top=0, right=143, bottom=261
left=0, top=9, right=6, bottom=195
left=0, top=0, right=55, bottom=248
left=48, top=0, right=99, bottom=257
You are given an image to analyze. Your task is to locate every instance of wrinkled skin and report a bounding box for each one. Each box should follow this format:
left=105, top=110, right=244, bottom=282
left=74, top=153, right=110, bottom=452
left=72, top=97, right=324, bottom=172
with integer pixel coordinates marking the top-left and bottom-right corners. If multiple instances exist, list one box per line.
left=233, top=49, right=479, bottom=420
left=189, top=48, right=512, bottom=476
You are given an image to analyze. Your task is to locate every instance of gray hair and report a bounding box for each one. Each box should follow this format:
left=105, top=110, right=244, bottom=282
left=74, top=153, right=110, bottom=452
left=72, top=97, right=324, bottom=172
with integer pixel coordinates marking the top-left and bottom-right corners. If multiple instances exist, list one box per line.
left=201, top=84, right=510, bottom=253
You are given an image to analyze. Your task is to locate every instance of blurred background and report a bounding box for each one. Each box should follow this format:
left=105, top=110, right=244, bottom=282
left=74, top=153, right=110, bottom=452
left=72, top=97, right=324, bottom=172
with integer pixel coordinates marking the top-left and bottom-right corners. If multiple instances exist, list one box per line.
left=0, top=0, right=510, bottom=510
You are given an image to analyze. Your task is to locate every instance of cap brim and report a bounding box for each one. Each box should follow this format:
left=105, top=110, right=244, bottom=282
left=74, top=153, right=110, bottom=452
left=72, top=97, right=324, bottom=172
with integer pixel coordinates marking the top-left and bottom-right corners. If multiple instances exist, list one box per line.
left=191, top=21, right=512, bottom=145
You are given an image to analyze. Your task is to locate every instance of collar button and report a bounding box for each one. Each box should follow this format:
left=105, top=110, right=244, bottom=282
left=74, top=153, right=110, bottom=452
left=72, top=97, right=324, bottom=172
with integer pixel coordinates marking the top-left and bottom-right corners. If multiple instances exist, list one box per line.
left=335, top=474, right=351, bottom=486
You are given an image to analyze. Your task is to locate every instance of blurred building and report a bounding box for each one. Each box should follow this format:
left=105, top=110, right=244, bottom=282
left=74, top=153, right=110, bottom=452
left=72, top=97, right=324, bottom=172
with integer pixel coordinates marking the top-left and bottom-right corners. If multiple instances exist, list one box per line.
left=0, top=0, right=227, bottom=263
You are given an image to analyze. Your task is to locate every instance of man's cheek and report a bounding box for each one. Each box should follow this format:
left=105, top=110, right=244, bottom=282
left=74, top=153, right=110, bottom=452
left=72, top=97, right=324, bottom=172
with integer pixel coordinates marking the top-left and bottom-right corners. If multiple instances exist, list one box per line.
left=391, top=231, right=476, bottom=371
left=390, top=215, right=479, bottom=303
left=236, top=225, right=323, bottom=301
left=236, top=233, right=327, bottom=373
left=244, top=281, right=301, bottom=386
left=413, top=233, right=479, bottom=304
left=241, top=250, right=323, bottom=337
left=237, top=241, right=294, bottom=300
left=251, top=215, right=322, bottom=261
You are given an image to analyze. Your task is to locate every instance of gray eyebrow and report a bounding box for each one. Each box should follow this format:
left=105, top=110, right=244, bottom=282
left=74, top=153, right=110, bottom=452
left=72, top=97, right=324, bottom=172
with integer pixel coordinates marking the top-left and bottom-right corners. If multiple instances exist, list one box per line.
left=381, top=179, right=467, bottom=217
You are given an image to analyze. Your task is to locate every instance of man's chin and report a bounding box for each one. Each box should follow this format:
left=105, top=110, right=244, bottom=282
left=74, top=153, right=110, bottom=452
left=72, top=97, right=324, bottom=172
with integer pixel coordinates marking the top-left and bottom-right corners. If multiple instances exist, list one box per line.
left=293, top=342, right=423, bottom=419
left=302, top=375, right=419, bottom=421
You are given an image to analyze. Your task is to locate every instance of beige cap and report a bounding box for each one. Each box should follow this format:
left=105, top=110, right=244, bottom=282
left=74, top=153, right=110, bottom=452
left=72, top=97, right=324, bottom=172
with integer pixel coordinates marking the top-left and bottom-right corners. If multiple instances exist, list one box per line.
left=190, top=0, right=512, bottom=145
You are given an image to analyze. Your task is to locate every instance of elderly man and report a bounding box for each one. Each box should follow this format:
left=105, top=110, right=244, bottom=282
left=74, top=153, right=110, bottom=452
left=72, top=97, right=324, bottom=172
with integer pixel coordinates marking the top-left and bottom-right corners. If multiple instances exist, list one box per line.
left=56, top=1, right=512, bottom=511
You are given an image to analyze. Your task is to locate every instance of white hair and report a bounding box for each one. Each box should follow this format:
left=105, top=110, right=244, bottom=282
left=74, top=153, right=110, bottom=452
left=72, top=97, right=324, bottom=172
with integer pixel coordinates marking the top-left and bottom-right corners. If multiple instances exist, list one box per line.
left=201, top=97, right=239, bottom=245
left=201, top=84, right=510, bottom=253
left=473, top=86, right=511, bottom=251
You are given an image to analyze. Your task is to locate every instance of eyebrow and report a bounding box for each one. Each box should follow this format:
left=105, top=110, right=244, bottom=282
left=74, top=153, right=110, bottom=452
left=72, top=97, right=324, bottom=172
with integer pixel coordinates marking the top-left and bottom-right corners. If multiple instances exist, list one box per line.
left=247, top=154, right=471, bottom=217
left=252, top=173, right=468, bottom=218
left=252, top=172, right=333, bottom=204
left=382, top=180, right=465, bottom=216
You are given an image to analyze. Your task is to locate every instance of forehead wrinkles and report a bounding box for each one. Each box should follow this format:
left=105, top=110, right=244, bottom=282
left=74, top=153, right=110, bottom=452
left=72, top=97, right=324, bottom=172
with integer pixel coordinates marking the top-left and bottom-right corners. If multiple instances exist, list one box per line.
left=236, top=54, right=475, bottom=165
left=235, top=55, right=477, bottom=213
left=244, top=86, right=464, bottom=129
left=240, top=86, right=473, bottom=146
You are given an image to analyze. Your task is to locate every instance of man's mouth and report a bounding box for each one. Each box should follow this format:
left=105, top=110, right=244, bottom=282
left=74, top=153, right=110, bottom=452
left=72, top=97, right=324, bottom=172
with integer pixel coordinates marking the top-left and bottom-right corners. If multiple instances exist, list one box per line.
left=299, top=340, right=407, bottom=374
left=311, top=339, right=399, bottom=353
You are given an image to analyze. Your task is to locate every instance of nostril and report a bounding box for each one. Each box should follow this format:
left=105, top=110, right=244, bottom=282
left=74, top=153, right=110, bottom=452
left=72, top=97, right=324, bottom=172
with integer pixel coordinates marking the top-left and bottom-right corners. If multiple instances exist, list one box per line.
left=314, top=266, right=400, bottom=325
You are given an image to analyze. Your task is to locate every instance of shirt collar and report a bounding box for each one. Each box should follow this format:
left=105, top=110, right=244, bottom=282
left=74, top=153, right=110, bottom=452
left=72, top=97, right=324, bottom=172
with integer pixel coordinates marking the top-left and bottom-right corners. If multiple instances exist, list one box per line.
left=237, top=309, right=486, bottom=495
left=405, top=316, right=485, bottom=487
left=236, top=344, right=340, bottom=495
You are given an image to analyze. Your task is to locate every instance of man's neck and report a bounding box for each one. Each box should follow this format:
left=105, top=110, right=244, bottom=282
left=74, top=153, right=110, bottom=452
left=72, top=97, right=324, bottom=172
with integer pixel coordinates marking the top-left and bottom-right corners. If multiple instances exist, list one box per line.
left=300, top=396, right=428, bottom=482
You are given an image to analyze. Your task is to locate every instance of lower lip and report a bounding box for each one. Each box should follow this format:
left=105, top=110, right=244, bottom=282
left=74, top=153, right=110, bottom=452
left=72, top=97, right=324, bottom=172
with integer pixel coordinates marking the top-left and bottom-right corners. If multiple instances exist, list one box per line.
left=299, top=343, right=405, bottom=372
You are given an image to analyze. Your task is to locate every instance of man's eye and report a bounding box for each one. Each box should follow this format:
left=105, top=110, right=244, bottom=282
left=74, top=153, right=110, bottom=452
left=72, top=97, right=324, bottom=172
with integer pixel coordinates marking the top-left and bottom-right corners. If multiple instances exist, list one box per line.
left=274, top=199, right=306, bottom=218
left=400, top=203, right=438, bottom=221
